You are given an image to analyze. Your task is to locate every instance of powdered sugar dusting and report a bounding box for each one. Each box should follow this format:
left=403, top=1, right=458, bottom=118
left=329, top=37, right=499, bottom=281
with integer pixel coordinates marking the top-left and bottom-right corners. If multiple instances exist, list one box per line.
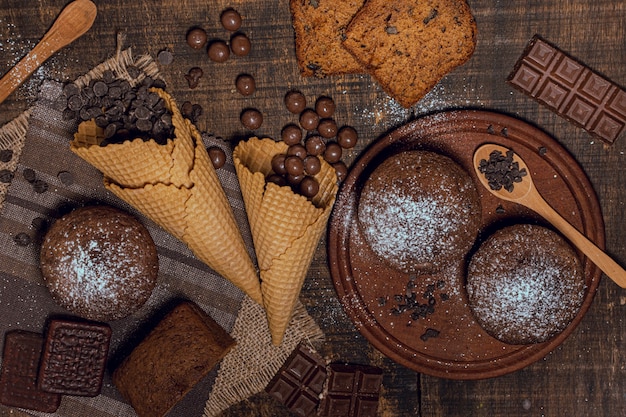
left=467, top=224, right=586, bottom=344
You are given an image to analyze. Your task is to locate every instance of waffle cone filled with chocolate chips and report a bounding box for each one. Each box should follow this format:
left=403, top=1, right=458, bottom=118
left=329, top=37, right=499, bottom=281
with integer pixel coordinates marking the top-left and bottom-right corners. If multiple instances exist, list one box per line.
left=71, top=88, right=263, bottom=305
left=234, top=137, right=338, bottom=345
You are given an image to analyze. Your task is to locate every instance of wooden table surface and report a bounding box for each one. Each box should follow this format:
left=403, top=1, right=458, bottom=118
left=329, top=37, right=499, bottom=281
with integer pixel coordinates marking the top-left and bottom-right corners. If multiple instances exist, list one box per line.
left=1, top=1, right=625, bottom=416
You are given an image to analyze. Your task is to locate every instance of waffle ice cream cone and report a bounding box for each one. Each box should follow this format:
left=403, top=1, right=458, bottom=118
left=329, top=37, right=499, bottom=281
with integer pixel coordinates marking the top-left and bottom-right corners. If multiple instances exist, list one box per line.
left=70, top=89, right=262, bottom=305
left=233, top=137, right=338, bottom=345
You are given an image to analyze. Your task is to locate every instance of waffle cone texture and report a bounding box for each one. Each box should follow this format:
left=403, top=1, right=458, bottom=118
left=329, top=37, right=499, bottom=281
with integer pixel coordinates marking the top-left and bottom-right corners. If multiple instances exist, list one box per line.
left=70, top=88, right=262, bottom=305
left=233, top=137, right=338, bottom=345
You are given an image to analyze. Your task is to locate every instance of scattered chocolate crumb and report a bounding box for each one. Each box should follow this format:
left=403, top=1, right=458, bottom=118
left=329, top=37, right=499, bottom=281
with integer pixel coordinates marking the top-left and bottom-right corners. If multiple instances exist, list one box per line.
left=13, top=232, right=31, bottom=246
left=57, top=171, right=74, bottom=186
left=31, top=217, right=47, bottom=231
left=538, top=146, right=547, bottom=156
left=0, top=169, right=14, bottom=183
left=420, top=328, right=440, bottom=342
left=32, top=180, right=49, bottom=194
left=495, top=204, right=506, bottom=214
left=0, top=149, right=13, bottom=163
left=22, top=168, right=36, bottom=183
left=185, top=67, right=204, bottom=89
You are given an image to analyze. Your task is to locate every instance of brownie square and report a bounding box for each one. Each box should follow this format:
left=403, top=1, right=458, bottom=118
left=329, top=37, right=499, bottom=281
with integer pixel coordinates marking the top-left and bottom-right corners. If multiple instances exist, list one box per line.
left=38, top=319, right=112, bottom=396
left=0, top=331, right=61, bottom=412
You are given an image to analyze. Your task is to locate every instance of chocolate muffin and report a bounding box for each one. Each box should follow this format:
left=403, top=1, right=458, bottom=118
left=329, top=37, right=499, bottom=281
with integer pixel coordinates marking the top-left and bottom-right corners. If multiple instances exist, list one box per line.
left=357, top=150, right=481, bottom=273
left=466, top=224, right=586, bottom=345
left=40, top=205, right=158, bottom=321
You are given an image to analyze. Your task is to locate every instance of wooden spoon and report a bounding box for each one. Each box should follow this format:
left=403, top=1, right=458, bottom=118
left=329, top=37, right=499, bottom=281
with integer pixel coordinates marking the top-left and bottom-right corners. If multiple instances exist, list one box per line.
left=473, top=143, right=626, bottom=288
left=0, top=0, right=97, bottom=105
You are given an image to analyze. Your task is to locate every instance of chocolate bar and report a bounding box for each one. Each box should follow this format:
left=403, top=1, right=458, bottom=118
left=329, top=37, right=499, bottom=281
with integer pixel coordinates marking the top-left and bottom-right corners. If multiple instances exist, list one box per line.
left=319, top=363, right=383, bottom=417
left=508, top=35, right=626, bottom=144
left=38, top=319, right=111, bottom=397
left=0, top=331, right=61, bottom=412
left=266, top=342, right=327, bottom=417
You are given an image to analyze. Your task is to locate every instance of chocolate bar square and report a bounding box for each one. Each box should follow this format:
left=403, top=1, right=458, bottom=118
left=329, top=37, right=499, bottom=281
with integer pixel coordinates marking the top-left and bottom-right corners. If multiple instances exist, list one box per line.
left=0, top=331, right=61, bottom=412
left=266, top=342, right=327, bottom=417
left=320, top=364, right=383, bottom=417
left=38, top=319, right=111, bottom=396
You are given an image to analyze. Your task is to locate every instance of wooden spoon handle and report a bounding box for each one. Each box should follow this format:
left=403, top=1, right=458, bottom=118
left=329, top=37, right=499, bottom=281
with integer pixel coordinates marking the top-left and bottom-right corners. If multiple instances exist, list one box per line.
left=0, top=0, right=96, bottom=105
left=530, top=194, right=626, bottom=288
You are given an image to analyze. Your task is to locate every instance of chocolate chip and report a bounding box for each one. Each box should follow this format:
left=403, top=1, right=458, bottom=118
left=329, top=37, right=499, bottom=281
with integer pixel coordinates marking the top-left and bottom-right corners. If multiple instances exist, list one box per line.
left=230, top=33, right=251, bottom=56
left=127, top=66, right=141, bottom=80
left=220, top=8, right=242, bottom=31
left=22, top=168, right=36, bottom=183
left=57, top=171, right=74, bottom=186
left=208, top=40, right=230, bottom=62
left=420, top=328, right=440, bottom=342
left=478, top=149, right=527, bottom=192
left=92, top=81, right=108, bottom=97
left=185, top=67, right=203, bottom=89
left=32, top=179, right=48, bottom=194
left=157, top=49, right=174, bottom=65
left=31, top=217, right=47, bottom=231
left=13, top=232, right=31, bottom=246
left=0, top=149, right=13, bottom=163
left=0, top=169, right=14, bottom=183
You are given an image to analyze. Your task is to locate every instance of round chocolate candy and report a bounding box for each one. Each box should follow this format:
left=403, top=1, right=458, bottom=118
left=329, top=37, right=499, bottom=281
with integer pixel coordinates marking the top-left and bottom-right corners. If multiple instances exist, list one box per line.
left=187, top=27, right=208, bottom=49
left=315, top=96, right=336, bottom=118
left=317, top=118, right=338, bottom=138
left=220, top=8, right=242, bottom=31
left=207, top=146, right=226, bottom=169
left=230, top=33, right=251, bottom=56
left=287, top=144, right=307, bottom=159
left=333, top=161, right=348, bottom=181
left=235, top=74, right=256, bottom=96
left=299, top=109, right=320, bottom=131
left=284, top=155, right=305, bottom=176
left=284, top=91, right=306, bottom=113
left=304, top=155, right=321, bottom=175
left=208, top=40, right=230, bottom=62
left=281, top=124, right=303, bottom=146
left=287, top=173, right=304, bottom=186
left=305, top=135, right=326, bottom=156
left=240, top=108, right=263, bottom=130
left=266, top=174, right=287, bottom=187
left=324, top=142, right=342, bottom=164
left=271, top=154, right=287, bottom=175
left=300, top=176, right=320, bottom=198
left=337, top=126, right=358, bottom=149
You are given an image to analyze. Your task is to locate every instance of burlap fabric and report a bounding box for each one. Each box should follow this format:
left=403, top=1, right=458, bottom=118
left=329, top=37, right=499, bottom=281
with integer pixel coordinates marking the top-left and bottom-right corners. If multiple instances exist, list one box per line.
left=0, top=50, right=323, bottom=416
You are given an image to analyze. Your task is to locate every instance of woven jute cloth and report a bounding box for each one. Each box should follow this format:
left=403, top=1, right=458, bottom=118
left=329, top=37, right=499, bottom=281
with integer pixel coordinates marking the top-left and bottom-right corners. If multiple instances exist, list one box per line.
left=0, top=49, right=323, bottom=417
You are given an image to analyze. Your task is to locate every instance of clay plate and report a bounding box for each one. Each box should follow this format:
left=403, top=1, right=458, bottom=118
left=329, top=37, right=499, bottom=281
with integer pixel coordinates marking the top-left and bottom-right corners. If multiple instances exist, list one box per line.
left=327, top=110, right=603, bottom=379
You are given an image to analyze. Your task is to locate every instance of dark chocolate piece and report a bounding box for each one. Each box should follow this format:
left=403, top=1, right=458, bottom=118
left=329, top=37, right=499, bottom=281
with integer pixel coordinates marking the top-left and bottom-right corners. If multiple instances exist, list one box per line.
left=0, top=331, right=61, bottom=412
left=266, top=343, right=327, bottom=417
left=38, top=319, right=111, bottom=397
left=508, top=35, right=626, bottom=144
left=320, top=364, right=382, bottom=417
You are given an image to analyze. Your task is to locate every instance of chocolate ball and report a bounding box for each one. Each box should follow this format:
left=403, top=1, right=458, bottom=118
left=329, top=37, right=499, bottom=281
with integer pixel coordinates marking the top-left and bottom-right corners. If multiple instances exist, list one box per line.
left=304, top=155, right=321, bottom=175
left=285, top=155, right=305, bottom=176
left=208, top=40, right=230, bottom=62
left=300, top=176, right=320, bottom=198
left=337, top=126, right=358, bottom=149
left=299, top=109, right=320, bottom=131
left=287, top=173, right=305, bottom=186
left=271, top=153, right=287, bottom=175
left=305, top=135, right=326, bottom=156
left=207, top=146, right=226, bottom=169
left=317, top=118, right=338, bottom=138
left=230, top=33, right=251, bottom=56
left=324, top=142, right=342, bottom=164
left=281, top=124, right=303, bottom=146
left=235, top=74, right=256, bottom=96
left=333, top=161, right=348, bottom=181
left=220, top=8, right=242, bottom=31
left=315, top=96, right=335, bottom=118
left=287, top=143, right=307, bottom=159
left=240, top=108, right=263, bottom=130
left=267, top=174, right=288, bottom=187
left=284, top=91, right=306, bottom=114
left=187, top=27, right=208, bottom=49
